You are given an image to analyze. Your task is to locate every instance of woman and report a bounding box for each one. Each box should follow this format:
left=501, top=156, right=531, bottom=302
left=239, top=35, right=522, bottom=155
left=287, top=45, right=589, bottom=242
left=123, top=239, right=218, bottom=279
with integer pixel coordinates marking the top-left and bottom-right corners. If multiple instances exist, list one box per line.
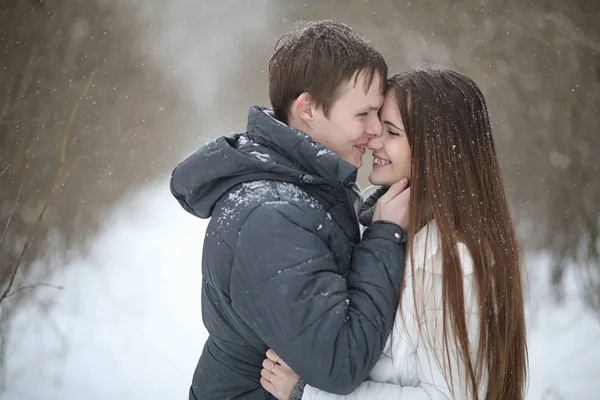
left=259, top=68, right=528, bottom=399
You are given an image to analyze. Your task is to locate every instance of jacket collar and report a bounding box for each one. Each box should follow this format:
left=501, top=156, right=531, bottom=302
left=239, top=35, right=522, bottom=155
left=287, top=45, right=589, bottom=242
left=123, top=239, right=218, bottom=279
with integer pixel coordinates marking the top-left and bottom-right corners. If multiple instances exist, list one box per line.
left=247, top=106, right=358, bottom=188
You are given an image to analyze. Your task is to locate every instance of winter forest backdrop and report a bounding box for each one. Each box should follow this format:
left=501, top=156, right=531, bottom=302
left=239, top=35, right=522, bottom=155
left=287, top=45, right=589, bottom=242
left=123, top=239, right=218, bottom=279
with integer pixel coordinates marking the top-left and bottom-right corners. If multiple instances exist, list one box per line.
left=1, top=0, right=599, bottom=399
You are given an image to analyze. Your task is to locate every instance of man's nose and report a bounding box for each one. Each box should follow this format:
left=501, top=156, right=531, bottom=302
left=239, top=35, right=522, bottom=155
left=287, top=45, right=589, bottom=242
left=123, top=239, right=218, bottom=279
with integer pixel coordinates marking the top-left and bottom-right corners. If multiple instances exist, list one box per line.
left=367, top=134, right=383, bottom=151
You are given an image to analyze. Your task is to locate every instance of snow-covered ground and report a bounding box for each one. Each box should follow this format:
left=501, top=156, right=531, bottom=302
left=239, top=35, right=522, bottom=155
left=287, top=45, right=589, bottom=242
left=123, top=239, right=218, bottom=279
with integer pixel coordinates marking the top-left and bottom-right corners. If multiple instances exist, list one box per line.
left=4, top=182, right=207, bottom=400
left=525, top=252, right=600, bottom=400
left=3, top=183, right=600, bottom=399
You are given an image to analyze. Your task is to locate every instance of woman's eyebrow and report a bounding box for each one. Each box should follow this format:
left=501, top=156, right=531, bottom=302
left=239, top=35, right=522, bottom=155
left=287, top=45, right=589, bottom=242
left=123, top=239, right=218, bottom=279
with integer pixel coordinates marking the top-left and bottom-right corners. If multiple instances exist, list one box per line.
left=383, top=120, right=405, bottom=131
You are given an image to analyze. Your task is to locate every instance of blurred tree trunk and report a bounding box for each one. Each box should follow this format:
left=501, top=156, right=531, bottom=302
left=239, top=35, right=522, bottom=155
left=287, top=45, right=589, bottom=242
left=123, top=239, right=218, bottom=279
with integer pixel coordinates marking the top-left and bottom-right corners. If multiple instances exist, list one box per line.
left=0, top=0, right=196, bottom=385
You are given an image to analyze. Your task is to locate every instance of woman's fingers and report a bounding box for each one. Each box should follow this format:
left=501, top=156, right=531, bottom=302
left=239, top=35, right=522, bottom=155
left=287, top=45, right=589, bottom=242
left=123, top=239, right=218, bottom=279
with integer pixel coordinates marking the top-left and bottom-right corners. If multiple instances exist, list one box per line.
left=266, top=348, right=280, bottom=362
left=260, top=354, right=300, bottom=400
left=261, top=367, right=275, bottom=380
left=262, top=358, right=278, bottom=370
left=266, top=349, right=292, bottom=369
left=377, top=177, right=408, bottom=204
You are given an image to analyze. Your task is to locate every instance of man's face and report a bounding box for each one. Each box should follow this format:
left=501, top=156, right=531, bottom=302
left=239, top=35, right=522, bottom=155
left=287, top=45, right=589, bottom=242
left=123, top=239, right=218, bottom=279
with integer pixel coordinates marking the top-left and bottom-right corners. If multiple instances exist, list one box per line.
left=310, top=71, right=384, bottom=168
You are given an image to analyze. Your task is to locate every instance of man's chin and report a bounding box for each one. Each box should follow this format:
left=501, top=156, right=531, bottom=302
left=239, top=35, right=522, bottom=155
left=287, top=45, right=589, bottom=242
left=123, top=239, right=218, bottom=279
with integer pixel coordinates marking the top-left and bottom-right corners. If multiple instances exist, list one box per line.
left=345, top=157, right=362, bottom=169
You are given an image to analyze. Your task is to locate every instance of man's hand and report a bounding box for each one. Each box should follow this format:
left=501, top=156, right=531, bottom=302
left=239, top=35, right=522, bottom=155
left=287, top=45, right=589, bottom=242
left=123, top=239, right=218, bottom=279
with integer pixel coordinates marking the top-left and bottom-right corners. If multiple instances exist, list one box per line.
left=260, top=349, right=300, bottom=400
left=373, top=177, right=410, bottom=230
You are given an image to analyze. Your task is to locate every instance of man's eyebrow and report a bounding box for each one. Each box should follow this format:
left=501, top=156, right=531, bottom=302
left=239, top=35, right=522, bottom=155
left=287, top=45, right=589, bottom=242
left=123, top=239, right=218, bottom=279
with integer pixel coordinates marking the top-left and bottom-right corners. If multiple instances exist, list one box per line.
left=383, top=120, right=405, bottom=131
left=361, top=105, right=380, bottom=111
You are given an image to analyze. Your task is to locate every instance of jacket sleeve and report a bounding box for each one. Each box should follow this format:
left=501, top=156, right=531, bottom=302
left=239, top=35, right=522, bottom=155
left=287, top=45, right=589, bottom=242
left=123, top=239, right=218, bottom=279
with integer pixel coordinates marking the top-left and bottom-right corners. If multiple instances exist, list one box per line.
left=301, top=243, right=487, bottom=400
left=302, top=381, right=404, bottom=399
left=230, top=202, right=406, bottom=395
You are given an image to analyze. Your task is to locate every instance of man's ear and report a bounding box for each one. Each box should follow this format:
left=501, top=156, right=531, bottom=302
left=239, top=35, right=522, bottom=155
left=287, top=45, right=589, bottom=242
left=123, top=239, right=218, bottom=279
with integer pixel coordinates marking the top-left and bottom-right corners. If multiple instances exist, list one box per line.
left=293, top=92, right=317, bottom=125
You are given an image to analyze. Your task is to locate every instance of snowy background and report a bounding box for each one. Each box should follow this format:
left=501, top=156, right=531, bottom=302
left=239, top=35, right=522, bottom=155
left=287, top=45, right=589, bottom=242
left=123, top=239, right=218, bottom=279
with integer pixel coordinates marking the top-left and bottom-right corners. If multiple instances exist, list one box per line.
left=1, top=0, right=599, bottom=399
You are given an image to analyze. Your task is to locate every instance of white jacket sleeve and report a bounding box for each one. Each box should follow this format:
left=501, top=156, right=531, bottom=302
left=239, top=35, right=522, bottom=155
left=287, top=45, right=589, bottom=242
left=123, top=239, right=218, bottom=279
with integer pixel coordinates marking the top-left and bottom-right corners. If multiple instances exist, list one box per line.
left=303, top=381, right=404, bottom=399
left=302, top=242, right=487, bottom=400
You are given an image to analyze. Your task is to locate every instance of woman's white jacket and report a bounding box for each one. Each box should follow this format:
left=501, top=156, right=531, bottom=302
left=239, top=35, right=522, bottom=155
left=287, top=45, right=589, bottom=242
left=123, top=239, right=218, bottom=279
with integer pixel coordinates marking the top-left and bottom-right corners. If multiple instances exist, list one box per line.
left=302, top=221, right=488, bottom=400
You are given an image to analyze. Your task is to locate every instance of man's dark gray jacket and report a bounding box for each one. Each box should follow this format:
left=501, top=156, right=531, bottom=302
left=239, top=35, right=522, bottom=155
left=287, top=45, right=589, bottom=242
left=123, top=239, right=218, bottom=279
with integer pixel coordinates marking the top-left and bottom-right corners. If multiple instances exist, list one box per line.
left=171, top=106, right=406, bottom=399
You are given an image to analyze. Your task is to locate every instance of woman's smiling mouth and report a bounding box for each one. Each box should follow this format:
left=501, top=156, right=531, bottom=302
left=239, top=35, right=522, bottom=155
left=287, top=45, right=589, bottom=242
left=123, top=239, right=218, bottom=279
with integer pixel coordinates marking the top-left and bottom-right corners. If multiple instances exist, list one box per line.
left=373, top=155, right=391, bottom=166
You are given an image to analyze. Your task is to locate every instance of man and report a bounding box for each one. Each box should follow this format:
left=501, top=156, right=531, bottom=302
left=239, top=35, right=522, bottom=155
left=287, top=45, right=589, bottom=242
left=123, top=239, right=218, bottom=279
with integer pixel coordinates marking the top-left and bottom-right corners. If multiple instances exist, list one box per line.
left=171, top=20, right=410, bottom=399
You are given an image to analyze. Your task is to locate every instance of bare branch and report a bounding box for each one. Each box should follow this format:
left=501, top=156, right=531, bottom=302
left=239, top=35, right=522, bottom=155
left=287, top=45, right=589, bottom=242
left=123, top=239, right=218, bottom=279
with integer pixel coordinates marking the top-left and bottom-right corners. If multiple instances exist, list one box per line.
left=0, top=232, right=30, bottom=304
left=0, top=164, right=9, bottom=179
left=0, top=72, right=94, bottom=307
left=0, top=170, right=24, bottom=254
left=4, top=282, right=63, bottom=300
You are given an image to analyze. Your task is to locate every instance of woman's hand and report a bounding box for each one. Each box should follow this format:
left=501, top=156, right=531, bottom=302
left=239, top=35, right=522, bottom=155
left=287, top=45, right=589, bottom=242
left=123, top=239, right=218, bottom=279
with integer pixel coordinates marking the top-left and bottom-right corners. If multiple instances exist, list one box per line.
left=373, top=178, right=411, bottom=230
left=260, top=348, right=300, bottom=400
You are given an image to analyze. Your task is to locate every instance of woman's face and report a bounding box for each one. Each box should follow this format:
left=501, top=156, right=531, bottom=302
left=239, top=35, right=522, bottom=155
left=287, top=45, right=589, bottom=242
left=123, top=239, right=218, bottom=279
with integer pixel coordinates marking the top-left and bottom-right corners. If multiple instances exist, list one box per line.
left=367, top=90, right=412, bottom=187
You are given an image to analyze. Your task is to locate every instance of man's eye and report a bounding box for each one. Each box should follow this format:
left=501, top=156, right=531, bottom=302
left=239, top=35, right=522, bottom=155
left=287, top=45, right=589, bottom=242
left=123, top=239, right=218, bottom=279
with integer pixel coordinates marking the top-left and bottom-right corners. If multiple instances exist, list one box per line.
left=357, top=112, right=368, bottom=117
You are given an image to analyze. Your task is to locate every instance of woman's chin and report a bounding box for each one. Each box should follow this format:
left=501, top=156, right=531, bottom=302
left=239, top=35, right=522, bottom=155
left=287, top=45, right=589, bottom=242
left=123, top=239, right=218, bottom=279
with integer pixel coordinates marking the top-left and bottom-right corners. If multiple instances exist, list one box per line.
left=368, top=172, right=393, bottom=187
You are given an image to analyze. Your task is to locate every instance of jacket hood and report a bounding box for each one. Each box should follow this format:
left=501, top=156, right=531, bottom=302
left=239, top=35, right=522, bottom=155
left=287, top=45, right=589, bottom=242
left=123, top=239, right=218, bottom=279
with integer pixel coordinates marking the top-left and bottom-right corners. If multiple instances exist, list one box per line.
left=170, top=106, right=358, bottom=218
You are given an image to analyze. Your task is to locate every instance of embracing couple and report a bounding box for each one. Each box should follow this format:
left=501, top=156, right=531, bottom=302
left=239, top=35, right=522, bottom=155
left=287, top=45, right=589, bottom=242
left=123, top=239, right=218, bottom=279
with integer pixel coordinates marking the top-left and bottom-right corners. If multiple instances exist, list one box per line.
left=171, top=20, right=527, bottom=400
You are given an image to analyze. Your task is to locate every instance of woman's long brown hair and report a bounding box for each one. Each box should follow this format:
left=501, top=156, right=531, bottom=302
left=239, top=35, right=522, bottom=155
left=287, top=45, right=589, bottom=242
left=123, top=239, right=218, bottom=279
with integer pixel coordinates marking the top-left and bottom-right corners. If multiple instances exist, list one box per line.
left=389, top=69, right=528, bottom=399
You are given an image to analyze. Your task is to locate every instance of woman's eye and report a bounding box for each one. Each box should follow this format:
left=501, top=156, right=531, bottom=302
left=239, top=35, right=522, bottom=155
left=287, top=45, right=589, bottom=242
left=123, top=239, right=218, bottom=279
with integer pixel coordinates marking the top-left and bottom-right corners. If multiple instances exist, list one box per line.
left=387, top=130, right=400, bottom=136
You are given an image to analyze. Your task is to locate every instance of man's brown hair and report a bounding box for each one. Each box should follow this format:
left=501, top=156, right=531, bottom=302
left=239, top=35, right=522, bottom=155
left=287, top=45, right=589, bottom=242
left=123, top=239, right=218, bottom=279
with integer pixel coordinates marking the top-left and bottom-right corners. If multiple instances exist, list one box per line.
left=268, top=20, right=388, bottom=124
